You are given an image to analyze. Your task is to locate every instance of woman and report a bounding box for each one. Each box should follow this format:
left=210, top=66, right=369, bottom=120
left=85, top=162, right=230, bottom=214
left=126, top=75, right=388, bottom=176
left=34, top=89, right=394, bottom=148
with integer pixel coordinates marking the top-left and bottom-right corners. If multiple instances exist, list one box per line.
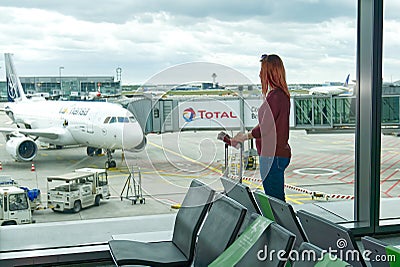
left=233, top=54, right=291, bottom=202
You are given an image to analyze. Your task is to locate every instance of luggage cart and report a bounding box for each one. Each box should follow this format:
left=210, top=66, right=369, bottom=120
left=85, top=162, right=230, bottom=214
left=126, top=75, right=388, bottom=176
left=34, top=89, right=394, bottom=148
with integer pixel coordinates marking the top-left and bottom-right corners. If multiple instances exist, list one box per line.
left=218, top=132, right=243, bottom=183
left=120, top=166, right=145, bottom=205
left=228, top=152, right=241, bottom=177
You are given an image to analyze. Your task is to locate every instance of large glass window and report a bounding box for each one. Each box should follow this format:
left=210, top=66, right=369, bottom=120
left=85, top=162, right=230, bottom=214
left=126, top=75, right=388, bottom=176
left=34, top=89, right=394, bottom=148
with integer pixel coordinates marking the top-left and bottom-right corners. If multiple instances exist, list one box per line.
left=2, top=1, right=391, bottom=260
left=282, top=2, right=357, bottom=224
left=81, top=82, right=96, bottom=92
left=380, top=0, right=400, bottom=227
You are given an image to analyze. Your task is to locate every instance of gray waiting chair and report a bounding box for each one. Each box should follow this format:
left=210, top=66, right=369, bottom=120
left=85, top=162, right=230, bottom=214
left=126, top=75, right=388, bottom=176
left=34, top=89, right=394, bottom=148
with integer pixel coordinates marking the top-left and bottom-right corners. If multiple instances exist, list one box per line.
left=192, top=193, right=247, bottom=267
left=220, top=176, right=261, bottom=215
left=266, top=194, right=308, bottom=250
left=361, top=236, right=390, bottom=267
left=108, top=179, right=215, bottom=267
left=297, top=209, right=367, bottom=267
left=237, top=219, right=296, bottom=267
left=209, top=214, right=296, bottom=267
left=291, top=242, right=323, bottom=267
left=220, top=176, right=262, bottom=236
left=254, top=190, right=276, bottom=221
left=292, top=242, right=350, bottom=267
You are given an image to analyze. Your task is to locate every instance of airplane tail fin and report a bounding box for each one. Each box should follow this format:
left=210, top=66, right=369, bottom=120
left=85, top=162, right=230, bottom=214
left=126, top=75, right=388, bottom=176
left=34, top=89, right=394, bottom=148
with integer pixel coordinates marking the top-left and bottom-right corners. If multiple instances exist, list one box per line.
left=4, top=53, right=28, bottom=102
left=343, top=74, right=350, bottom=87
left=97, top=83, right=101, bottom=97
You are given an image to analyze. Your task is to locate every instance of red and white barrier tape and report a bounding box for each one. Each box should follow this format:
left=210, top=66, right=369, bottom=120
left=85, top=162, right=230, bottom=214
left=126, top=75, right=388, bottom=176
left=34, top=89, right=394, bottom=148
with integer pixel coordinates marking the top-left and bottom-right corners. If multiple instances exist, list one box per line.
left=328, top=194, right=355, bottom=200
left=284, top=183, right=313, bottom=195
left=228, top=174, right=355, bottom=200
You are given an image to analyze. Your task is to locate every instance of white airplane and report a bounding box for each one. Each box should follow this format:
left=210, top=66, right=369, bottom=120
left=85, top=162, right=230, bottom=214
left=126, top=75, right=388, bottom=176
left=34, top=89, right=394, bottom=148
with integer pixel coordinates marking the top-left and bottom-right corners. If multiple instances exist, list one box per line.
left=81, top=89, right=102, bottom=100
left=0, top=53, right=146, bottom=169
left=308, top=74, right=354, bottom=96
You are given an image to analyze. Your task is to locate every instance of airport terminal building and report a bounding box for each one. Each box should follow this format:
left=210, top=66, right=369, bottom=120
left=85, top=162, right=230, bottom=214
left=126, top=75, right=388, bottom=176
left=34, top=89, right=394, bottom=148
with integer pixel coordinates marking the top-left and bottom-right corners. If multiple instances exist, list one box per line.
left=0, top=76, right=121, bottom=100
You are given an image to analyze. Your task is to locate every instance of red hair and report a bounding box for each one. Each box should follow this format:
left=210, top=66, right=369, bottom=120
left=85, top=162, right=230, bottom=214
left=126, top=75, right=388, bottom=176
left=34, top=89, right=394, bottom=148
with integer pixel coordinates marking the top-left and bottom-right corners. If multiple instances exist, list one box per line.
left=260, top=54, right=290, bottom=99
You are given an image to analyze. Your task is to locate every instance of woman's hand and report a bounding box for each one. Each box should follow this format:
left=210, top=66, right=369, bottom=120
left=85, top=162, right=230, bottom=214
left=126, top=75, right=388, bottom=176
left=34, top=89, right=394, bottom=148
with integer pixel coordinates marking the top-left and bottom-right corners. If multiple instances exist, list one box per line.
left=230, top=132, right=248, bottom=148
left=233, top=132, right=248, bottom=142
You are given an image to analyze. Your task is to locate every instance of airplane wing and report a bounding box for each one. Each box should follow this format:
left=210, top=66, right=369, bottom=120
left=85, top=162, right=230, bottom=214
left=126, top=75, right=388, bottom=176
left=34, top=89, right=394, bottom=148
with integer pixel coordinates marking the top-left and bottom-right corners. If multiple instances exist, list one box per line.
left=0, top=127, right=59, bottom=139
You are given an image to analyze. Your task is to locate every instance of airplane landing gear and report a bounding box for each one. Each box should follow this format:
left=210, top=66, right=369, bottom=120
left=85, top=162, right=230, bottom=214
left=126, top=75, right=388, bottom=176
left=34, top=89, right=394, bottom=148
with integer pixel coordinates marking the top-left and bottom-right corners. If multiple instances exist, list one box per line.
left=105, top=149, right=116, bottom=169
left=87, top=147, right=103, bottom=156
left=87, top=147, right=96, bottom=156
left=105, top=161, right=116, bottom=169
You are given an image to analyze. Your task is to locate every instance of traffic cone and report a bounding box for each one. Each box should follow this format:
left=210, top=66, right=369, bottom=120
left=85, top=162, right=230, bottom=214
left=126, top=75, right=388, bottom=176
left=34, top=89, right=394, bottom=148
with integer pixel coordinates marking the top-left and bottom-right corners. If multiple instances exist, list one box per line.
left=0, top=161, right=2, bottom=171
left=31, top=162, right=36, bottom=172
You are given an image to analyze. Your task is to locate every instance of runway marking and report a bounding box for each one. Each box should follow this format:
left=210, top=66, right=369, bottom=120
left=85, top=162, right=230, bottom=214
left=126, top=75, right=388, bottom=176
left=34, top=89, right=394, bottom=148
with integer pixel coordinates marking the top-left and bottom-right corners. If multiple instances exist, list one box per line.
left=148, top=142, right=341, bottom=205
left=320, top=153, right=352, bottom=169
left=293, top=168, right=340, bottom=176
left=384, top=179, right=400, bottom=195
left=327, top=155, right=354, bottom=180
left=242, top=179, right=307, bottom=204
left=288, top=153, right=347, bottom=179
left=286, top=193, right=309, bottom=197
left=294, top=197, right=318, bottom=201
left=310, top=153, right=346, bottom=168
left=286, top=197, right=303, bottom=204
left=144, top=172, right=209, bottom=179
left=338, top=171, right=355, bottom=183
left=311, top=153, right=343, bottom=172
left=149, top=141, right=223, bottom=175
left=381, top=169, right=400, bottom=185
left=381, top=159, right=400, bottom=184
left=381, top=152, right=399, bottom=168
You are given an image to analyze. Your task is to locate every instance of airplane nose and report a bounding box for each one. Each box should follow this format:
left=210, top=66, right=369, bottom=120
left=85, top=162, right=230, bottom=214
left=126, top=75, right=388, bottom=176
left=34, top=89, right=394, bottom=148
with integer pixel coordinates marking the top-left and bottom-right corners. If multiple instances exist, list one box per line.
left=122, top=122, right=145, bottom=151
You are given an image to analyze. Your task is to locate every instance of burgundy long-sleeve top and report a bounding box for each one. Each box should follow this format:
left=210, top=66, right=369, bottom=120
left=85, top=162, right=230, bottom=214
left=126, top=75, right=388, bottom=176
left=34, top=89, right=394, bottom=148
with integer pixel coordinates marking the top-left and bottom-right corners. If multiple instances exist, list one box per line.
left=251, top=88, right=291, bottom=158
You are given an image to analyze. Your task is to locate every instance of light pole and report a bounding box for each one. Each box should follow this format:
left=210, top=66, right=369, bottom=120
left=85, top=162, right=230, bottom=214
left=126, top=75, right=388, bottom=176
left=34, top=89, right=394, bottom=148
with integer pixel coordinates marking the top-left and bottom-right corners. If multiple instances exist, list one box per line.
left=59, top=66, right=64, bottom=97
left=116, top=67, right=122, bottom=95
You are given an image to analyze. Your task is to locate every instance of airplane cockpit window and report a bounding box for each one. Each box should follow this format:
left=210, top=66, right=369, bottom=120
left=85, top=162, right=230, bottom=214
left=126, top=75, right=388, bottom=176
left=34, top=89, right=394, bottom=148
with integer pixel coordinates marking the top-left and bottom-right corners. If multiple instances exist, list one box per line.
left=106, top=117, right=135, bottom=123
left=118, top=117, right=129, bottom=123
left=103, top=117, right=111, bottom=124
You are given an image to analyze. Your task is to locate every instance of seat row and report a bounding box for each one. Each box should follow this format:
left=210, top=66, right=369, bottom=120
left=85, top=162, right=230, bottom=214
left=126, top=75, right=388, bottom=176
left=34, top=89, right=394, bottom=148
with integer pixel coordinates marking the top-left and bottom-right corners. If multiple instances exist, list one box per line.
left=108, top=177, right=400, bottom=266
left=221, top=176, right=400, bottom=267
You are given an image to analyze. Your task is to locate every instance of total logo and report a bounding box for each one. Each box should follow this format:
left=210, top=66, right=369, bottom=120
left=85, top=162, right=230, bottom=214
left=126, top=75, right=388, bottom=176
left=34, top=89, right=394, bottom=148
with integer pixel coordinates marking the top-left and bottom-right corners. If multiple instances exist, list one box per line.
left=182, top=107, right=237, bottom=122
left=182, top=108, right=196, bottom=122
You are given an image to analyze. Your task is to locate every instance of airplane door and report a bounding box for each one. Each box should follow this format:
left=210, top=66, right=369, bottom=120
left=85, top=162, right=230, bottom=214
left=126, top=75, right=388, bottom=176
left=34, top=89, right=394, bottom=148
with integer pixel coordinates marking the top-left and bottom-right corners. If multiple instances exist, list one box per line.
left=87, top=116, right=94, bottom=134
left=152, top=101, right=162, bottom=133
left=162, top=100, right=173, bottom=132
left=150, top=100, right=174, bottom=133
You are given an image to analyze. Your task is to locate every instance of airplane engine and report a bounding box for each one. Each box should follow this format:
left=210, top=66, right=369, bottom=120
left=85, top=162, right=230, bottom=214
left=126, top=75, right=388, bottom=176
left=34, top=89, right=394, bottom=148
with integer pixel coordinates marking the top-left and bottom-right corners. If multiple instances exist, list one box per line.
left=5, top=137, right=38, bottom=161
left=130, top=136, right=147, bottom=152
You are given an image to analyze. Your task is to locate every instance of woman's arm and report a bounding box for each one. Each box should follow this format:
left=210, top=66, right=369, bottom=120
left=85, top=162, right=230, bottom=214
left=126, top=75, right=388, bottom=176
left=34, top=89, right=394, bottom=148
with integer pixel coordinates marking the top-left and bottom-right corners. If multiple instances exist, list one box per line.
left=250, top=124, right=261, bottom=139
left=232, top=124, right=260, bottom=144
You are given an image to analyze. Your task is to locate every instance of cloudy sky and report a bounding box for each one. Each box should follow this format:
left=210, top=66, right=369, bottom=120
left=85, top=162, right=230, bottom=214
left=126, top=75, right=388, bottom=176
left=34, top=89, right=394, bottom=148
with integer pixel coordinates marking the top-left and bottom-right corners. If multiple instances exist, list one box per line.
left=0, top=0, right=399, bottom=85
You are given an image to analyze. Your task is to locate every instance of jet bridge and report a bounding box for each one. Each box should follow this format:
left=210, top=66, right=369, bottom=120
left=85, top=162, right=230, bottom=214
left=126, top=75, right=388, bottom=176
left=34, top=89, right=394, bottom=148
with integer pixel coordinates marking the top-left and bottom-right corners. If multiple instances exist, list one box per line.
left=126, top=94, right=400, bottom=134
left=126, top=96, right=265, bottom=134
left=293, top=95, right=357, bottom=129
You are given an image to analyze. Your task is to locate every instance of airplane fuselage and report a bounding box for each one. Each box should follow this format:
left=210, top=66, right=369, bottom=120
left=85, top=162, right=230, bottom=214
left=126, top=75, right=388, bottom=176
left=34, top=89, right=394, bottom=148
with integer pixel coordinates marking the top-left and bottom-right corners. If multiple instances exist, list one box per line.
left=308, top=86, right=349, bottom=96
left=2, top=53, right=145, bottom=167
left=5, top=100, right=144, bottom=151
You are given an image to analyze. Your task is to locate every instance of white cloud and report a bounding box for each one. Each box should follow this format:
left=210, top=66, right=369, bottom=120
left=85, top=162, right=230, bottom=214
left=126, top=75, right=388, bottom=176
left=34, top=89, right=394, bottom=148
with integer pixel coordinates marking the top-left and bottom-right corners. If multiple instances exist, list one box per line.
left=0, top=1, right=398, bottom=84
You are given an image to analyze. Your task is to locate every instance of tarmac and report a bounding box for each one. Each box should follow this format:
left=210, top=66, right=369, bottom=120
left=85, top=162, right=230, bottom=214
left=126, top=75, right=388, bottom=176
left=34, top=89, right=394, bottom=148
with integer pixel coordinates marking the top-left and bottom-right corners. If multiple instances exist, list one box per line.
left=2, top=106, right=400, bottom=265
left=1, top=110, right=400, bottom=225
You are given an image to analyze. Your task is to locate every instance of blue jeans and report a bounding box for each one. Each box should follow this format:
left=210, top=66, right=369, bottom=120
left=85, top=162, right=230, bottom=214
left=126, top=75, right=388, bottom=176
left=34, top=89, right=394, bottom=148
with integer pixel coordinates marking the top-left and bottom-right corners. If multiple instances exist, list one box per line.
left=259, top=156, right=290, bottom=202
